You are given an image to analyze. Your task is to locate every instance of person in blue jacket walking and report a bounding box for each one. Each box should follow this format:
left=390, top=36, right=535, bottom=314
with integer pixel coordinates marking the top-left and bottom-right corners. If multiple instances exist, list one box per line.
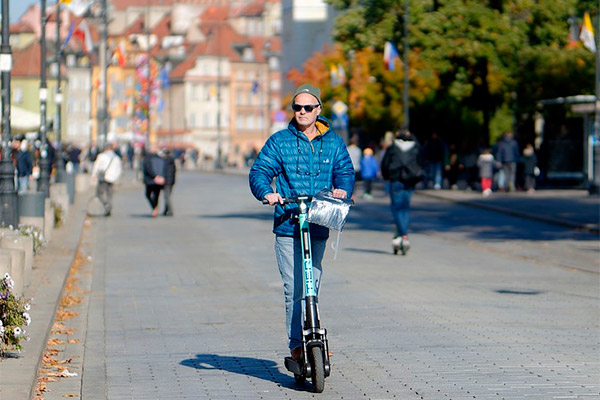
left=249, top=83, right=355, bottom=361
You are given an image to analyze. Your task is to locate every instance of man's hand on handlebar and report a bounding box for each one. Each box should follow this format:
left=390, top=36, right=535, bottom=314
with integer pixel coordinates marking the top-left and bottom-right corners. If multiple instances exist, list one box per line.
left=264, top=192, right=284, bottom=205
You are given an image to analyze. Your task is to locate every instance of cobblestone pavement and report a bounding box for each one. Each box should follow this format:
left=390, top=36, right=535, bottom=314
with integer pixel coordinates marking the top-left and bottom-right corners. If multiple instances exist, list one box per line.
left=3, top=170, right=599, bottom=400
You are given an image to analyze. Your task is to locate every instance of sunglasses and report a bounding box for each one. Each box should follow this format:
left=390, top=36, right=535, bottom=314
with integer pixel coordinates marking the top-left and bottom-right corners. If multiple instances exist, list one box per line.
left=292, top=104, right=320, bottom=113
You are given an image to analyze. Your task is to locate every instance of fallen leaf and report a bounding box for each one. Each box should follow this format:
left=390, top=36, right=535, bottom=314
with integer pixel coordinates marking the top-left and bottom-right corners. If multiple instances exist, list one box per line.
left=56, top=309, right=80, bottom=321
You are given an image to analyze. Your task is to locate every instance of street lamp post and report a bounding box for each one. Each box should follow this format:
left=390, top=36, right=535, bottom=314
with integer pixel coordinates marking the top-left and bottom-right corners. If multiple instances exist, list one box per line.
left=215, top=28, right=223, bottom=169
left=346, top=49, right=355, bottom=143
left=97, top=0, right=109, bottom=149
left=55, top=1, right=66, bottom=182
left=38, top=0, right=51, bottom=198
left=402, top=0, right=410, bottom=131
left=0, top=0, right=18, bottom=227
left=589, top=12, right=600, bottom=195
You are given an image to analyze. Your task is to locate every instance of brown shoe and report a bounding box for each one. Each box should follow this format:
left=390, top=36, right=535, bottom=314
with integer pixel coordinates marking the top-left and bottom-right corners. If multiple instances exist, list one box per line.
left=290, top=347, right=302, bottom=361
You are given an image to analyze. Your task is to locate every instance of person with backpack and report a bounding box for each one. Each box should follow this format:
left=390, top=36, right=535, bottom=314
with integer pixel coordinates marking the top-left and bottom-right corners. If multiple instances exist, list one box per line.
left=91, top=142, right=123, bottom=216
left=380, top=129, right=424, bottom=255
left=142, top=145, right=166, bottom=218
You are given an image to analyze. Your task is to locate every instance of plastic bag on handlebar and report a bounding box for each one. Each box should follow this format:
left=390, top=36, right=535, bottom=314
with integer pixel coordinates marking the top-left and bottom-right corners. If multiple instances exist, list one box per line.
left=307, top=189, right=352, bottom=231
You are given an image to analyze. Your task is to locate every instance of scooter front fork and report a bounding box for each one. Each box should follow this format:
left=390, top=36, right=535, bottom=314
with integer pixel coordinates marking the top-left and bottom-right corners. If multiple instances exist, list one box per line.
left=301, top=296, right=331, bottom=377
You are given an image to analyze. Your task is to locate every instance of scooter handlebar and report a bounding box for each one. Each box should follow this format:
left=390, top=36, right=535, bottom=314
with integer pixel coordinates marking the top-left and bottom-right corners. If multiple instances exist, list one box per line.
left=261, top=195, right=313, bottom=205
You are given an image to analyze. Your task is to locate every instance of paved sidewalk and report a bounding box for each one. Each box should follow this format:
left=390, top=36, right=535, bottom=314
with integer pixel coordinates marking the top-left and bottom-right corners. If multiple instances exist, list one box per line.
left=417, top=188, right=599, bottom=234
left=0, top=170, right=597, bottom=399
left=0, top=187, right=89, bottom=400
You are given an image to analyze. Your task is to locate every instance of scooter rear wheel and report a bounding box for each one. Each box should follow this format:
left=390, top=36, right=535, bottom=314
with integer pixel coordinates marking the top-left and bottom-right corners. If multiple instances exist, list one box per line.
left=310, top=346, right=325, bottom=393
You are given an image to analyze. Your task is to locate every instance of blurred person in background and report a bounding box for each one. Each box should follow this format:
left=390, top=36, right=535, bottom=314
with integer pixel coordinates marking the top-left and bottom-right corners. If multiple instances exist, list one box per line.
left=381, top=130, right=424, bottom=255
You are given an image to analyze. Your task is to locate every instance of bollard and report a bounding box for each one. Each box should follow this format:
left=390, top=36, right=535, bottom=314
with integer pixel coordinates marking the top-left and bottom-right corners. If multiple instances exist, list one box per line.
left=18, top=192, right=45, bottom=235
left=50, top=182, right=70, bottom=216
left=1, top=234, right=33, bottom=287
left=0, top=253, right=11, bottom=281
left=0, top=248, right=25, bottom=297
left=65, top=171, right=75, bottom=204
left=75, top=172, right=91, bottom=193
left=44, top=198, right=54, bottom=241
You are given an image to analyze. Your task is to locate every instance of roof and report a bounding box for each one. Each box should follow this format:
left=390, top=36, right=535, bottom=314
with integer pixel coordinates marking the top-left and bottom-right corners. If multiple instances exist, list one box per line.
left=11, top=41, right=42, bottom=78
left=233, top=1, right=265, bottom=18
left=112, top=0, right=177, bottom=11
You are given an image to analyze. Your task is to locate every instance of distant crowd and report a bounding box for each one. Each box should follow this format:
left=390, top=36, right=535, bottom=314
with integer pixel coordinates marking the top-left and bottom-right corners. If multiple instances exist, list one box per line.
left=345, top=130, right=539, bottom=198
left=6, top=135, right=201, bottom=194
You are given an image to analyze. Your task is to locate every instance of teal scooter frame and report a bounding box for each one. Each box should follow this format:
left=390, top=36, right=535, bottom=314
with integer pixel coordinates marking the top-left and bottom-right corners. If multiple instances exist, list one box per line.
left=263, top=194, right=331, bottom=393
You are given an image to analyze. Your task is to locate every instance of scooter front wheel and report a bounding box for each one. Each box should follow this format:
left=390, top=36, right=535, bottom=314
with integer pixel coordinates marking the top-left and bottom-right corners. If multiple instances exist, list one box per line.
left=310, top=346, right=325, bottom=393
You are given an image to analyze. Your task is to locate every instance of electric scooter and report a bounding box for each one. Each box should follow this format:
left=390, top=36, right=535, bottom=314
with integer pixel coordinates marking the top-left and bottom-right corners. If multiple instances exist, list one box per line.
left=263, top=195, right=330, bottom=393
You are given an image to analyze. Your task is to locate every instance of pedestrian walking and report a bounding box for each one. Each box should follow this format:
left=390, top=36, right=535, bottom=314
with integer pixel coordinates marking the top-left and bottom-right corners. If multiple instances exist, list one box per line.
left=347, top=138, right=362, bottom=182
left=495, top=131, right=520, bottom=192
left=67, top=144, right=82, bottom=173
left=423, top=132, right=446, bottom=190
left=249, top=83, right=354, bottom=361
left=13, top=135, right=33, bottom=194
left=477, top=147, right=495, bottom=197
left=381, top=129, right=424, bottom=255
left=142, top=145, right=166, bottom=218
left=360, top=147, right=379, bottom=199
left=160, top=148, right=176, bottom=216
left=445, top=144, right=463, bottom=190
left=90, top=142, right=123, bottom=216
left=520, top=144, right=538, bottom=193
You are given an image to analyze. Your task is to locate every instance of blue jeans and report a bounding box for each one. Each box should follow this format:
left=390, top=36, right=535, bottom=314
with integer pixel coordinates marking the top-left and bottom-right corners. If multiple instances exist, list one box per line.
left=275, top=235, right=326, bottom=350
left=427, top=162, right=443, bottom=188
left=18, top=176, right=29, bottom=194
left=389, top=181, right=413, bottom=237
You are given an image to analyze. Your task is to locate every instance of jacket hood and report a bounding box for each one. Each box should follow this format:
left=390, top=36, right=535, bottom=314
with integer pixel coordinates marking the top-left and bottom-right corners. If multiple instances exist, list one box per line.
left=393, top=138, right=417, bottom=152
left=289, top=115, right=332, bottom=140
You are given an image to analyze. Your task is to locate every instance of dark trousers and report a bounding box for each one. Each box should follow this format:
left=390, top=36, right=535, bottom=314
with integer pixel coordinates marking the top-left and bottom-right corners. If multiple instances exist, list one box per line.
left=145, top=184, right=163, bottom=210
left=163, top=185, right=173, bottom=215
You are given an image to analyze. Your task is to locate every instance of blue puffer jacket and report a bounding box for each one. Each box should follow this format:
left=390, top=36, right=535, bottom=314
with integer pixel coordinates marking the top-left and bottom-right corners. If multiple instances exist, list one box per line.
left=249, top=116, right=355, bottom=239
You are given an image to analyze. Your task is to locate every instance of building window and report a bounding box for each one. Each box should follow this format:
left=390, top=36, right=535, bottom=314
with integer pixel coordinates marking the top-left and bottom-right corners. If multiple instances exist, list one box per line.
left=242, top=48, right=254, bottom=62
left=269, top=56, right=279, bottom=71
left=13, top=87, right=23, bottom=104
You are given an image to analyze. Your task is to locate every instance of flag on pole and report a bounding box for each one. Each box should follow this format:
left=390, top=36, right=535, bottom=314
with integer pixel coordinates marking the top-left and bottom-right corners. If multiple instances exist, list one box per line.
left=330, top=64, right=339, bottom=86
left=337, top=63, right=346, bottom=85
left=74, top=20, right=93, bottom=53
left=251, top=80, right=259, bottom=94
left=61, top=21, right=76, bottom=51
left=113, top=41, right=126, bottom=67
left=383, top=41, right=400, bottom=71
left=330, top=64, right=347, bottom=86
left=580, top=12, right=596, bottom=52
left=61, top=0, right=93, bottom=17
left=160, top=66, right=170, bottom=89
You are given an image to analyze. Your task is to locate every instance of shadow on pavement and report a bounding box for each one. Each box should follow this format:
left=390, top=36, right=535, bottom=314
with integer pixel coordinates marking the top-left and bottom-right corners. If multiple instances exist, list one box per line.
left=495, top=289, right=544, bottom=295
left=197, top=211, right=273, bottom=221
left=129, top=213, right=156, bottom=218
left=180, top=353, right=305, bottom=391
left=348, top=200, right=599, bottom=242
left=344, top=247, right=393, bottom=255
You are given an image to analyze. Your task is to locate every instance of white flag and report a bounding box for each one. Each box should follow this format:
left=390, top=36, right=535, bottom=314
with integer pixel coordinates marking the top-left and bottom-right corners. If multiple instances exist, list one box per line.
left=63, top=0, right=93, bottom=17
left=580, top=12, right=596, bottom=53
